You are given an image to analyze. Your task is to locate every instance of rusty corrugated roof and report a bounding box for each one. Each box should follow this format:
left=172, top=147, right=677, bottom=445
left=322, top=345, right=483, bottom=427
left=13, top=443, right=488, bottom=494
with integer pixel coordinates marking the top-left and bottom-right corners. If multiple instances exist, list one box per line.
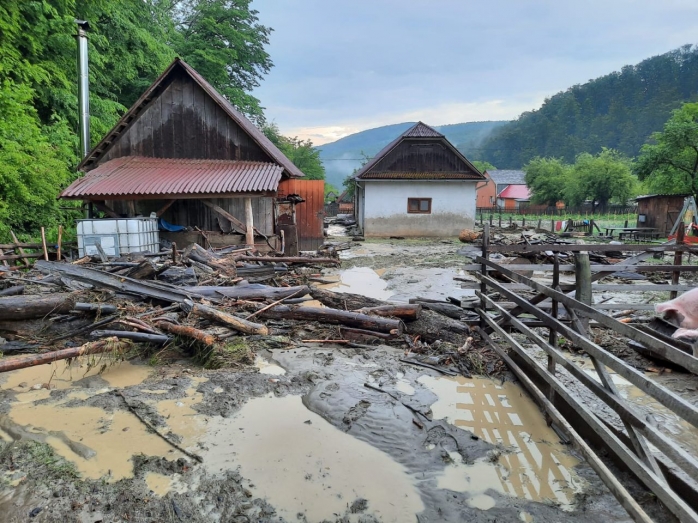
left=77, top=58, right=304, bottom=179
left=61, top=157, right=283, bottom=199
left=359, top=171, right=483, bottom=180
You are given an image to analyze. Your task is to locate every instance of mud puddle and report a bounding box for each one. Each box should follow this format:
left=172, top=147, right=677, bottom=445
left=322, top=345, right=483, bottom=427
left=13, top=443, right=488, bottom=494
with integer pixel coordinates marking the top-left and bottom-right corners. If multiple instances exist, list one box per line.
left=201, top=393, right=424, bottom=522
left=319, top=266, right=393, bottom=300
left=254, top=355, right=286, bottom=375
left=419, top=375, right=585, bottom=510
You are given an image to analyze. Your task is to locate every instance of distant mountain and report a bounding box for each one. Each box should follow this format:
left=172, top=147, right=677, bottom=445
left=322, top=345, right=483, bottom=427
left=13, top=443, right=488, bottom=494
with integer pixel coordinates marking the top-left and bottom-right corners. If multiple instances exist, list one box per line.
left=479, top=45, right=698, bottom=169
left=318, top=121, right=507, bottom=189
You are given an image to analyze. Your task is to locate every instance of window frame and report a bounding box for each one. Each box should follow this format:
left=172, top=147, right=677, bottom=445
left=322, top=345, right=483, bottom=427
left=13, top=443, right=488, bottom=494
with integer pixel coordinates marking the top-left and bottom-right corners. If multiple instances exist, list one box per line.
left=407, top=197, right=432, bottom=214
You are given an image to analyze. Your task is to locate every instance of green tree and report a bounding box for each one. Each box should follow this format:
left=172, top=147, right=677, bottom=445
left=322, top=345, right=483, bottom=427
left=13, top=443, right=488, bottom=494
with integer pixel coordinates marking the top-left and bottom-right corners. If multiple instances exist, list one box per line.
left=263, top=123, right=325, bottom=180
left=636, top=102, right=698, bottom=198
left=523, top=157, right=571, bottom=205
left=169, top=0, right=273, bottom=123
left=472, top=160, right=495, bottom=173
left=567, top=149, right=637, bottom=210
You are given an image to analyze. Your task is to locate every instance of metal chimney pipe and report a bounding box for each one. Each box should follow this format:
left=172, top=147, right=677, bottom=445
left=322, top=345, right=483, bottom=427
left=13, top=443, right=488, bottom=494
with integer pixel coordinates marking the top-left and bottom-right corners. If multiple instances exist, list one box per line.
left=76, top=20, right=90, bottom=159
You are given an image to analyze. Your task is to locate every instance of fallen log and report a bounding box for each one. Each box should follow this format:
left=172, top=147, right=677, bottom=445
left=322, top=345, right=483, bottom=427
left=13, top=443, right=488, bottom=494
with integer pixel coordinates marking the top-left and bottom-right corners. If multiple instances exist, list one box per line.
left=309, top=288, right=468, bottom=344
left=73, top=303, right=118, bottom=315
left=90, top=330, right=170, bottom=345
left=0, top=293, right=77, bottom=321
left=156, top=321, right=216, bottom=346
left=233, top=255, right=339, bottom=265
left=185, top=284, right=309, bottom=301
left=356, top=304, right=421, bottom=322
left=340, top=327, right=394, bottom=341
left=0, top=337, right=130, bottom=374
left=261, top=305, right=404, bottom=334
left=125, top=259, right=158, bottom=280
left=181, top=299, right=269, bottom=335
left=0, top=286, right=24, bottom=297
left=35, top=261, right=213, bottom=304
left=409, top=299, right=464, bottom=320
left=183, top=243, right=236, bottom=277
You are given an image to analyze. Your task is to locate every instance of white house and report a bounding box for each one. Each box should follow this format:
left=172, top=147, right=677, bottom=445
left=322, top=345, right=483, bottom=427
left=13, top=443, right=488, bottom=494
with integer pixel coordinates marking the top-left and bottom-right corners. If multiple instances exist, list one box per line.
left=353, top=122, right=485, bottom=237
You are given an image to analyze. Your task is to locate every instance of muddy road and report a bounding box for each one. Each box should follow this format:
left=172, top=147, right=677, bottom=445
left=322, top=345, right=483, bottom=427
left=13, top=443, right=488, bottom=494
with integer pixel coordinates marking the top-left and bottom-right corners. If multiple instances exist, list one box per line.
left=0, top=237, right=683, bottom=522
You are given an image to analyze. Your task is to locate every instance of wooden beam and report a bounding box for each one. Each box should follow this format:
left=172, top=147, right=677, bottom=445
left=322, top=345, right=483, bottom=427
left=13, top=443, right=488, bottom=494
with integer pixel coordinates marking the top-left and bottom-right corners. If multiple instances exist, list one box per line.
left=155, top=199, right=177, bottom=218
left=10, top=230, right=30, bottom=267
left=244, top=197, right=254, bottom=247
left=200, top=199, right=246, bottom=234
left=92, top=201, right=120, bottom=219
left=462, top=264, right=698, bottom=272
left=485, top=243, right=698, bottom=254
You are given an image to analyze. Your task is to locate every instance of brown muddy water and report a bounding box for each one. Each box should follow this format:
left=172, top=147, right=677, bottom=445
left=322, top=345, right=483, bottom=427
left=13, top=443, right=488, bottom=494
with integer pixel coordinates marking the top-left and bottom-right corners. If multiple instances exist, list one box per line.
left=0, top=347, right=636, bottom=522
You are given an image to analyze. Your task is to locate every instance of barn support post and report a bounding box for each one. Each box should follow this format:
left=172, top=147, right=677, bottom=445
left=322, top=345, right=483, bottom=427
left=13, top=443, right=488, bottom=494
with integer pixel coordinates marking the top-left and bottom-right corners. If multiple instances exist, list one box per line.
left=244, top=197, right=254, bottom=247
left=671, top=222, right=685, bottom=300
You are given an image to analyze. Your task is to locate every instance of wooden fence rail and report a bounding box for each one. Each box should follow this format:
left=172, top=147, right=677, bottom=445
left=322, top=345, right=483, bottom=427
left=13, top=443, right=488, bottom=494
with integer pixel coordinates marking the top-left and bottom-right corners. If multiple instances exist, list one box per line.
left=471, top=223, right=698, bottom=523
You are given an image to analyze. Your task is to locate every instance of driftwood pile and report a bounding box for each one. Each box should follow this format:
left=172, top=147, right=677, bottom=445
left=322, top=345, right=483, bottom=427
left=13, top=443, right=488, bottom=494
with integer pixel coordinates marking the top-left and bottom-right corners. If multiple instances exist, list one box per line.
left=0, top=243, right=498, bottom=377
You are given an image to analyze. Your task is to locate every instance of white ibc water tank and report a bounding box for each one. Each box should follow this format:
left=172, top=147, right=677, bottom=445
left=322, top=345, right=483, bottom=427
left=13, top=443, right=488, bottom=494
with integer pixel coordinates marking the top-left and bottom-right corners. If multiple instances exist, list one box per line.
left=77, top=217, right=160, bottom=257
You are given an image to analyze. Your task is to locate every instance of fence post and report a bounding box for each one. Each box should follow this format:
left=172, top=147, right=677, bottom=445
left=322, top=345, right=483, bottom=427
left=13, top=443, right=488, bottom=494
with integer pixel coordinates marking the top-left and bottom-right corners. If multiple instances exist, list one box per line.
left=551, top=219, right=555, bottom=233
left=480, top=223, right=490, bottom=329
left=574, top=253, right=592, bottom=333
left=498, top=214, right=501, bottom=228
left=522, top=216, right=526, bottom=228
left=670, top=222, right=685, bottom=300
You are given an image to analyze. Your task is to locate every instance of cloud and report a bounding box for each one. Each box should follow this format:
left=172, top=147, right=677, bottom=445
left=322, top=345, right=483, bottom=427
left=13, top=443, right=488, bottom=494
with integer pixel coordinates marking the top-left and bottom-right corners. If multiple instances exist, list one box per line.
left=251, top=0, right=698, bottom=142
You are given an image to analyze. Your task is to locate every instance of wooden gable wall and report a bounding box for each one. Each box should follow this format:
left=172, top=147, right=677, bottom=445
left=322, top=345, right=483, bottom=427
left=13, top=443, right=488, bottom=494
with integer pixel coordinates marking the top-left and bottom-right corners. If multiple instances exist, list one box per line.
left=371, top=139, right=477, bottom=173
left=100, top=69, right=271, bottom=166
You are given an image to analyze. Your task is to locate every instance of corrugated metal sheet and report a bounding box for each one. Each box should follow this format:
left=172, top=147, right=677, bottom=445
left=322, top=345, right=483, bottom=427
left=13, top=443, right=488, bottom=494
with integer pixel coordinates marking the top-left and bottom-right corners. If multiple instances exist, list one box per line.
left=403, top=122, right=443, bottom=137
left=497, top=184, right=530, bottom=199
left=278, top=179, right=325, bottom=251
left=61, top=156, right=283, bottom=199
left=360, top=171, right=483, bottom=180
left=487, top=170, right=526, bottom=185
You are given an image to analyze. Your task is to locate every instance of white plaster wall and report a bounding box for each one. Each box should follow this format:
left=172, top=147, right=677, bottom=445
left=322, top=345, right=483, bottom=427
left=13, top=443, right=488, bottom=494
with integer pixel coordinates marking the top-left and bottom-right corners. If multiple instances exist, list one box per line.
left=362, top=180, right=476, bottom=237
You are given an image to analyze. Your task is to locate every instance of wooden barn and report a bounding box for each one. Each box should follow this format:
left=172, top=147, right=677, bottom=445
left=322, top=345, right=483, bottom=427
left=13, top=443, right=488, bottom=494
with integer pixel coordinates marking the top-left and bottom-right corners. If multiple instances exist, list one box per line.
left=635, top=194, right=689, bottom=235
left=353, top=122, right=484, bottom=237
left=60, top=58, right=324, bottom=253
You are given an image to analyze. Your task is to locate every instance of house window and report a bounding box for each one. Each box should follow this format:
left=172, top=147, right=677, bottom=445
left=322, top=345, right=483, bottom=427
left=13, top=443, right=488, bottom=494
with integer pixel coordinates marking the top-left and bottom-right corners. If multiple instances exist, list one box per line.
left=407, top=198, right=432, bottom=214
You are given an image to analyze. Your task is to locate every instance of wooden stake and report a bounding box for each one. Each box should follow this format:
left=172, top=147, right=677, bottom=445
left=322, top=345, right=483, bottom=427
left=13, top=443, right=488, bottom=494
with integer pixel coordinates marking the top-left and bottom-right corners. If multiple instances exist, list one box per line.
left=56, top=225, right=63, bottom=261
left=670, top=222, right=685, bottom=300
left=574, top=252, right=592, bottom=333
left=10, top=230, right=30, bottom=267
left=244, top=197, right=254, bottom=247
left=40, top=227, right=49, bottom=261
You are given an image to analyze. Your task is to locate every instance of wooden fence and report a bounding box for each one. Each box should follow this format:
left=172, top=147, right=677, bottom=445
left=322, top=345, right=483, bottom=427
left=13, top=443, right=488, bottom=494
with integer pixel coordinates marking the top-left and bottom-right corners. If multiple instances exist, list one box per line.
left=466, top=224, right=698, bottom=522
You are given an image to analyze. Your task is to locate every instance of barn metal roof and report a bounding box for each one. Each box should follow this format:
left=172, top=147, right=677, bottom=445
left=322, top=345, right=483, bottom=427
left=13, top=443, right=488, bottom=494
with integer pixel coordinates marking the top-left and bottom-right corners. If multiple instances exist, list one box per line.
left=358, top=171, right=483, bottom=180
left=76, top=58, right=303, bottom=179
left=60, top=157, right=283, bottom=199
left=403, top=122, right=444, bottom=137
left=487, top=170, right=527, bottom=185
left=497, top=184, right=531, bottom=199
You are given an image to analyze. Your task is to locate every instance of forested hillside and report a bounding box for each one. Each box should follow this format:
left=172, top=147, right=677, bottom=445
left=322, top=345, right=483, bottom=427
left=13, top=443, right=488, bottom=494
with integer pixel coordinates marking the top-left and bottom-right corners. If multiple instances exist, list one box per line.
left=0, top=0, right=274, bottom=241
left=477, top=45, right=698, bottom=168
left=318, top=121, right=506, bottom=189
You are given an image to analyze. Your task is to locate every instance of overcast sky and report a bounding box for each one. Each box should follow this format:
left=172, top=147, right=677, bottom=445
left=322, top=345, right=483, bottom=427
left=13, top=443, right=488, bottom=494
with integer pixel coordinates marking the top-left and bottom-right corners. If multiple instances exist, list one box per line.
left=251, top=0, right=698, bottom=145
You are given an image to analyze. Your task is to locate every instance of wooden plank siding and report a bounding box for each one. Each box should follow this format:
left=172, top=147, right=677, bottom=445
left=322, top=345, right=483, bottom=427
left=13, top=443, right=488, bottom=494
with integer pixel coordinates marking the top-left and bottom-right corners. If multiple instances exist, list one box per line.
left=372, top=139, right=475, bottom=173
left=102, top=69, right=271, bottom=164
left=278, top=179, right=325, bottom=251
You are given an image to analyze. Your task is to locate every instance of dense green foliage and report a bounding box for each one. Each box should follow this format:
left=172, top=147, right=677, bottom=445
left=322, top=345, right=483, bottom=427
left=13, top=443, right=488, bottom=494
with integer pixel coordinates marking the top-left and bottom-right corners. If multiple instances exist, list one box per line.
left=524, top=150, right=637, bottom=209
left=0, top=0, right=274, bottom=241
left=636, top=102, right=698, bottom=198
left=263, top=123, right=325, bottom=180
left=471, top=161, right=495, bottom=173
left=479, top=45, right=698, bottom=168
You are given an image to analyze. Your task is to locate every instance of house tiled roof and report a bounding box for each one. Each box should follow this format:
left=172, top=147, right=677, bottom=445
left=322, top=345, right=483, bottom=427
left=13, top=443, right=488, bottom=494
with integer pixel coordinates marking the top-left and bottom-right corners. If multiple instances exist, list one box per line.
left=487, top=170, right=526, bottom=185
left=497, top=184, right=531, bottom=200
left=60, top=157, right=283, bottom=199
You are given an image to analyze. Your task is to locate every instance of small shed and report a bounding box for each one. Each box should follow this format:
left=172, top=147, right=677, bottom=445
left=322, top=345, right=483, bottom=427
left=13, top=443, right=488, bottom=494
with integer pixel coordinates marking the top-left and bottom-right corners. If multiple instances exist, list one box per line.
left=60, top=58, right=324, bottom=253
left=497, top=184, right=531, bottom=210
left=353, top=122, right=485, bottom=237
left=635, top=194, right=689, bottom=235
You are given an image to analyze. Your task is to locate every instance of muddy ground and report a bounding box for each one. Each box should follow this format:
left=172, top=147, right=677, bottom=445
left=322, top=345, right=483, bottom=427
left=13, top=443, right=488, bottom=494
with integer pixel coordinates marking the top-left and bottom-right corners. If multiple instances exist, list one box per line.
left=0, top=235, right=694, bottom=522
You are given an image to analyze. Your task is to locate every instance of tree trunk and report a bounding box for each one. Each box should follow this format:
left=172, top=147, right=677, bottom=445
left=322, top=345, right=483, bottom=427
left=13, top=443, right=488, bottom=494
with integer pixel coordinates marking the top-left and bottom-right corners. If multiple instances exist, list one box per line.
left=181, top=300, right=269, bottom=335
left=156, top=321, right=216, bottom=346
left=182, top=243, right=236, bottom=277
left=355, top=304, right=421, bottom=321
left=260, top=305, right=404, bottom=334
left=185, top=284, right=309, bottom=301
left=0, top=337, right=131, bottom=374
left=0, top=293, right=77, bottom=321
